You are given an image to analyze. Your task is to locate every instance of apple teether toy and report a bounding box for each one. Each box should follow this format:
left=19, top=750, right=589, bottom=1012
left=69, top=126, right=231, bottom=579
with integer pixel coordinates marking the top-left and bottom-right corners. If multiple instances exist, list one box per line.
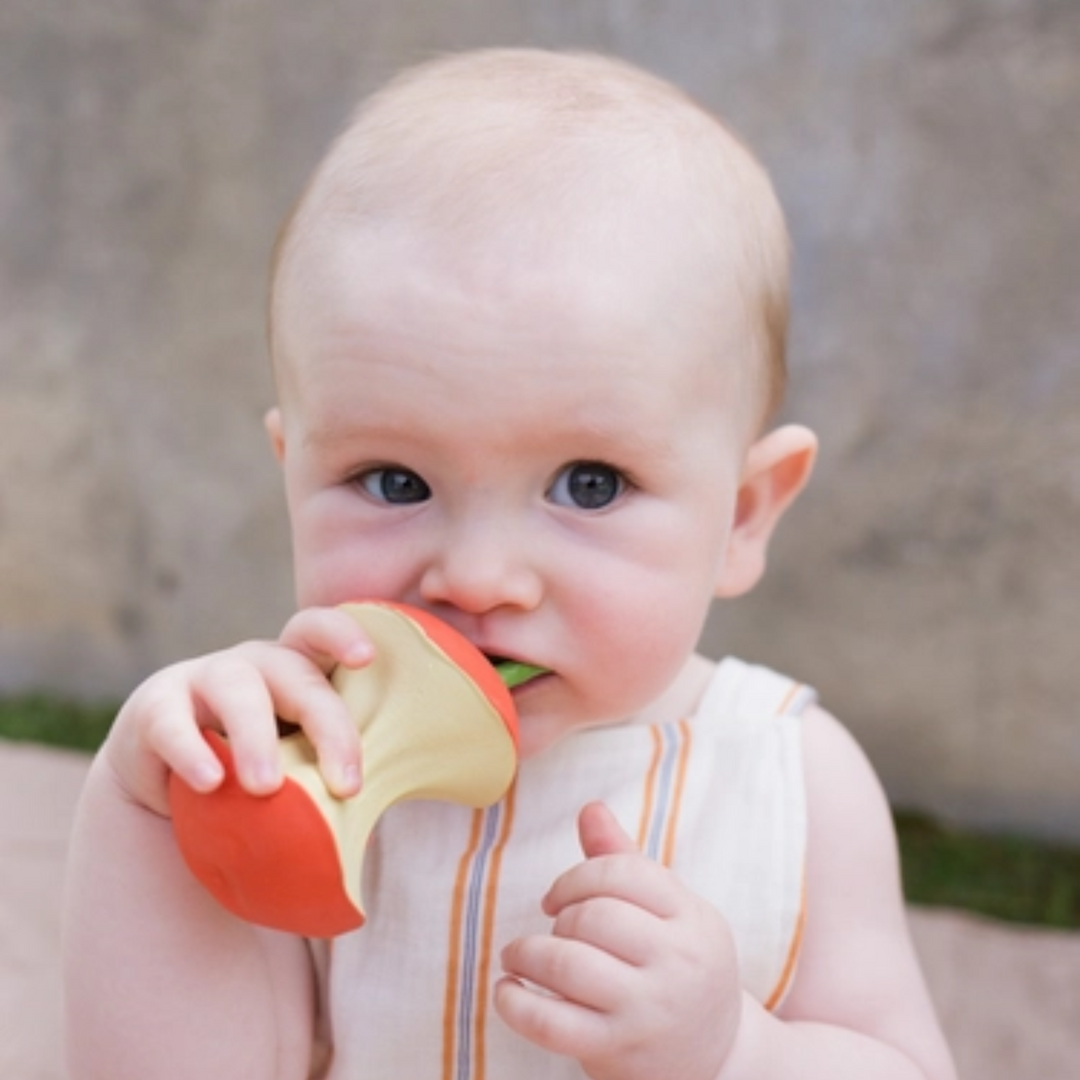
left=169, top=601, right=529, bottom=937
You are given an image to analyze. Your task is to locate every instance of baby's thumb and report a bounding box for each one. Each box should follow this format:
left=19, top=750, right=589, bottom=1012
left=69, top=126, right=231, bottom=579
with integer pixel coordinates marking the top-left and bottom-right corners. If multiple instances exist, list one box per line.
left=577, top=801, right=639, bottom=859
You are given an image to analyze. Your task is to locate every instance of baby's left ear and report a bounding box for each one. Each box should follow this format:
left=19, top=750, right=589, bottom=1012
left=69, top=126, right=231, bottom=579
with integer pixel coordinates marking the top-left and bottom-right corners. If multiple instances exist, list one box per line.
left=714, top=424, right=818, bottom=599
left=264, top=406, right=286, bottom=464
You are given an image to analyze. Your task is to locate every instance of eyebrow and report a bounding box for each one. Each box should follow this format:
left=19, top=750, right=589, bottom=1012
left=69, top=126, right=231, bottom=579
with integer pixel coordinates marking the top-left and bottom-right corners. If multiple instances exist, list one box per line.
left=298, top=409, right=415, bottom=450
left=295, top=382, right=696, bottom=471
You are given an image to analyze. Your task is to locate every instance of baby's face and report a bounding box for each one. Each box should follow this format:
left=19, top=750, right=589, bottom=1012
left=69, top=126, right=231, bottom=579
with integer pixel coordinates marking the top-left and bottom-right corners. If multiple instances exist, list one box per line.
left=271, top=226, right=758, bottom=756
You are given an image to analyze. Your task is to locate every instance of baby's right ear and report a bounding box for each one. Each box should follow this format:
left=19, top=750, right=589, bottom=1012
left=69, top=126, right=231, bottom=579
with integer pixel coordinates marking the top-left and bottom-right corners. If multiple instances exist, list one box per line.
left=264, top=407, right=286, bottom=463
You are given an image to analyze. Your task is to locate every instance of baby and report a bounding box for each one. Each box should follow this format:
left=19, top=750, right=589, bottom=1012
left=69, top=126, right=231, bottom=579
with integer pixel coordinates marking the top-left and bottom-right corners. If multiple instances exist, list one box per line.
left=63, top=49, right=955, bottom=1080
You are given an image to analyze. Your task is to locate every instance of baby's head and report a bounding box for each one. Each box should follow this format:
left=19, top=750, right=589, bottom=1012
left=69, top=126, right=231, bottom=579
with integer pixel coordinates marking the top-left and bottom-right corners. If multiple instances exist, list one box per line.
left=269, top=48, right=790, bottom=435
left=264, top=49, right=814, bottom=752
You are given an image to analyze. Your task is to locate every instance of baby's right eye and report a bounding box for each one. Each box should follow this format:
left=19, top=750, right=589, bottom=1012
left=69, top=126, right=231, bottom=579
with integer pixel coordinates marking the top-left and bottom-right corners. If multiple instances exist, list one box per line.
left=357, top=467, right=431, bottom=505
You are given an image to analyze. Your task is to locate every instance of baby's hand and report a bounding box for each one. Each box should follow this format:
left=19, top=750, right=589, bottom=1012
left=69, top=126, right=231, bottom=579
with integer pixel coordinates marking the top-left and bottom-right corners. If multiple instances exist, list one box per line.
left=101, top=607, right=372, bottom=817
left=496, top=802, right=742, bottom=1080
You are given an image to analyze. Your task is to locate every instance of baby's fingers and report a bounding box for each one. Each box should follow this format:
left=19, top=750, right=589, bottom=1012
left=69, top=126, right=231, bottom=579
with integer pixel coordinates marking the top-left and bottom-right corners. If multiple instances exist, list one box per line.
left=278, top=606, right=374, bottom=672
left=192, top=651, right=286, bottom=795
left=543, top=852, right=677, bottom=922
left=501, top=934, right=628, bottom=1015
left=143, top=694, right=225, bottom=796
left=495, top=975, right=611, bottom=1060
left=496, top=940, right=628, bottom=1068
left=110, top=674, right=225, bottom=815
left=259, top=653, right=362, bottom=798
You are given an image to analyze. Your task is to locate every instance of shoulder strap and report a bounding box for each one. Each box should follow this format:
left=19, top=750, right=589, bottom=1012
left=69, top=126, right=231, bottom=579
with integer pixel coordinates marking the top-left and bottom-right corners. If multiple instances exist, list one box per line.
left=699, top=657, right=817, bottom=725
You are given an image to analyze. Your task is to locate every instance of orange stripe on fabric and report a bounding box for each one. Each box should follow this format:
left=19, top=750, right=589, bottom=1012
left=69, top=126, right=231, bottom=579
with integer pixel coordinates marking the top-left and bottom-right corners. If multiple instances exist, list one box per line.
left=636, top=726, right=663, bottom=849
left=472, top=784, right=518, bottom=1080
left=775, top=681, right=803, bottom=718
left=762, top=681, right=807, bottom=1008
left=660, top=719, right=693, bottom=867
left=764, top=870, right=807, bottom=1012
left=441, top=809, right=485, bottom=1080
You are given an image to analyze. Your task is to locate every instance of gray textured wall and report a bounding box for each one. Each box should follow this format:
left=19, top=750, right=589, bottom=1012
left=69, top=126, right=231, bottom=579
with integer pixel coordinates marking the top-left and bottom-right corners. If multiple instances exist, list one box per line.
left=2, top=1, right=1077, bottom=840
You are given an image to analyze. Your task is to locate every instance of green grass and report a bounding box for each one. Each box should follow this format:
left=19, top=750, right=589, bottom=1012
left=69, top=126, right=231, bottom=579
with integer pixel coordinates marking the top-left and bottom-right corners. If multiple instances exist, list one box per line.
left=2, top=694, right=1078, bottom=929
left=0, top=694, right=117, bottom=754
left=895, top=811, right=1080, bottom=929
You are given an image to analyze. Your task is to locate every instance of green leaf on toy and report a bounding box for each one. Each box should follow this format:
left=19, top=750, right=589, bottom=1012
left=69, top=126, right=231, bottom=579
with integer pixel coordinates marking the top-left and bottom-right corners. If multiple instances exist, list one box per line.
left=495, top=661, right=548, bottom=689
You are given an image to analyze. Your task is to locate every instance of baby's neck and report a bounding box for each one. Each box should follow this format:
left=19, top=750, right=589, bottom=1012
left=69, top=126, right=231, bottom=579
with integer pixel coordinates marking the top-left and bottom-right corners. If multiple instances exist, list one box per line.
left=629, top=652, right=716, bottom=729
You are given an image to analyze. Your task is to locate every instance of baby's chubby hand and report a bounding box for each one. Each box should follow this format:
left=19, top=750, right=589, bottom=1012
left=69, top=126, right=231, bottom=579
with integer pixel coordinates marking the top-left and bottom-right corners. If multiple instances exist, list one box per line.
left=101, top=607, right=372, bottom=817
left=496, top=802, right=743, bottom=1080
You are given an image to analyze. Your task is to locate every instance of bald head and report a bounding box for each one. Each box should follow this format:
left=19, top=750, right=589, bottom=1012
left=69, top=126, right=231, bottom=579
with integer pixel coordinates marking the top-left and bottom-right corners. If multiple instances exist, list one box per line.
left=270, top=49, right=790, bottom=424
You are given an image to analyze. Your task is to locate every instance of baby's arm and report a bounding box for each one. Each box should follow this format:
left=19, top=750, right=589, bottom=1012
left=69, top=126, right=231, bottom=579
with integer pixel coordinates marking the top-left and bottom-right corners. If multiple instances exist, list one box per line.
left=496, top=707, right=956, bottom=1080
left=63, top=608, right=370, bottom=1080
left=718, top=705, right=956, bottom=1079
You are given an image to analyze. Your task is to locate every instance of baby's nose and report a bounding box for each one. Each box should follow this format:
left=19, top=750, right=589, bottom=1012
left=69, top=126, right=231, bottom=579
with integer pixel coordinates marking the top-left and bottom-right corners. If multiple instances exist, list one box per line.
left=418, top=522, right=541, bottom=615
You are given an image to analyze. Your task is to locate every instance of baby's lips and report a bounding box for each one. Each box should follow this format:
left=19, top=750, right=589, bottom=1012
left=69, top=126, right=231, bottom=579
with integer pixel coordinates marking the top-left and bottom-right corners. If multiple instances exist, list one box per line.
left=169, top=732, right=363, bottom=937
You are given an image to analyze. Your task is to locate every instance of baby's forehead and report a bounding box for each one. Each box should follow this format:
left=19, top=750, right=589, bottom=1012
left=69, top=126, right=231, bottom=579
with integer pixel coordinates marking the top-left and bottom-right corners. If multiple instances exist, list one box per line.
left=273, top=50, right=789, bottom=425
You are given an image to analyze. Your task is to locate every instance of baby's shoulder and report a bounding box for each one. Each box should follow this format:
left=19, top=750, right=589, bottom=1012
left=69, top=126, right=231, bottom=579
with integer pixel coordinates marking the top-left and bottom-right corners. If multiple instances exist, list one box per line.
left=799, top=702, right=882, bottom=788
left=797, top=701, right=897, bottom=858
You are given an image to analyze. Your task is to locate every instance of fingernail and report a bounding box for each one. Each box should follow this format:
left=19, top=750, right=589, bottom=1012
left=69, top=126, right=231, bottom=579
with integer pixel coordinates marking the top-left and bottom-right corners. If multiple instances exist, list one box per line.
left=342, top=642, right=373, bottom=666
left=192, top=760, right=224, bottom=790
left=339, top=761, right=361, bottom=793
left=246, top=762, right=281, bottom=793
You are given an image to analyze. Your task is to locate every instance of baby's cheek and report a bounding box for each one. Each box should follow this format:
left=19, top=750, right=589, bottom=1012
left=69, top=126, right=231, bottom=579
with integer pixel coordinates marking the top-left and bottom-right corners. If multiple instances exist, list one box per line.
left=291, top=539, right=387, bottom=609
left=594, top=603, right=708, bottom=705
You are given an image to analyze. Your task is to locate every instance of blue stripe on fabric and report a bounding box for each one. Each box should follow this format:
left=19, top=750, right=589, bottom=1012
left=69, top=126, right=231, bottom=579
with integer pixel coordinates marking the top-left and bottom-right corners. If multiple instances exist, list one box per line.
left=644, top=723, right=681, bottom=860
left=455, top=803, right=501, bottom=1080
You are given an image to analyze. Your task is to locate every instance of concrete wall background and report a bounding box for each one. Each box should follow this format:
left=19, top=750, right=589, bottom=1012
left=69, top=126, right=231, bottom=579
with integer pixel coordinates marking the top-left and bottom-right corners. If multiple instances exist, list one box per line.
left=2, top=1, right=1077, bottom=840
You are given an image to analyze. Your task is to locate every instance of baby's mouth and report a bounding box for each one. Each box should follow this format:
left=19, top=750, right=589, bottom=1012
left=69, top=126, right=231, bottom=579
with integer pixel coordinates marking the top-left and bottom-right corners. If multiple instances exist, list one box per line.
left=489, top=657, right=549, bottom=689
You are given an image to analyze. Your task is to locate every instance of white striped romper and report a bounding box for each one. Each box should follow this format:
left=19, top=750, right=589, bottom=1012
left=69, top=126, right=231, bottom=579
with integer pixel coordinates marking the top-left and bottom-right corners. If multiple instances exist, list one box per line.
left=311, top=656, right=814, bottom=1079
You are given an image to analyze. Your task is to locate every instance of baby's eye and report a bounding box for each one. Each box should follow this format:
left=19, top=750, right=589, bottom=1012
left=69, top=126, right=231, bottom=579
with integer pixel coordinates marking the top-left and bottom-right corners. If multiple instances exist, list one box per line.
left=357, top=467, right=431, bottom=505
left=547, top=462, right=625, bottom=510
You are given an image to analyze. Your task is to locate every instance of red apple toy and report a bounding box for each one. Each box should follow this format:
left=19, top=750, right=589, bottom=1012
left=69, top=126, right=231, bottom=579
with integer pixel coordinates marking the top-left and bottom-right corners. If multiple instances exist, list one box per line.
left=169, top=601, right=527, bottom=937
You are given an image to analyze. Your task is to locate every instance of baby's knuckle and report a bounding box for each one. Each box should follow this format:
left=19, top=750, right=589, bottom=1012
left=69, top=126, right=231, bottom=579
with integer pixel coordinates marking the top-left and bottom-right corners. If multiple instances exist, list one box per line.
left=229, top=637, right=277, bottom=664
left=500, top=935, right=534, bottom=973
left=196, top=655, right=244, bottom=691
left=546, top=945, right=581, bottom=985
left=524, top=1002, right=563, bottom=1044
left=557, top=897, right=608, bottom=942
left=281, top=605, right=339, bottom=641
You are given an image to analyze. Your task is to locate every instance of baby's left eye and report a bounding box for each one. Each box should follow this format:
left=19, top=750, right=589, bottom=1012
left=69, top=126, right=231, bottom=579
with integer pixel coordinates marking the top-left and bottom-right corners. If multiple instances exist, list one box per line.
left=547, top=462, right=626, bottom=510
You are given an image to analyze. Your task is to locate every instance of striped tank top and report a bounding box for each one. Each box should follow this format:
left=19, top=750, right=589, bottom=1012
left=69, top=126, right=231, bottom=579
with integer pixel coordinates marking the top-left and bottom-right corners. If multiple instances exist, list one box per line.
left=312, top=657, right=813, bottom=1079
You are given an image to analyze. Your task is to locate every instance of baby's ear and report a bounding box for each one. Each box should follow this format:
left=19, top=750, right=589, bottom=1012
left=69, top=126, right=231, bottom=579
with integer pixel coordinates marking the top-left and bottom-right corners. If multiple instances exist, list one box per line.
left=714, top=424, right=817, bottom=599
left=264, top=407, right=286, bottom=463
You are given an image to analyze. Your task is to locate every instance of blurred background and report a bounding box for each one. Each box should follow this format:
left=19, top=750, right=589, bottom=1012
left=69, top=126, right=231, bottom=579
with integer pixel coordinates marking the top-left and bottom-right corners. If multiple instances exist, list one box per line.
left=2, top=4, right=1079, bottom=1077
left=1, top=2, right=1077, bottom=840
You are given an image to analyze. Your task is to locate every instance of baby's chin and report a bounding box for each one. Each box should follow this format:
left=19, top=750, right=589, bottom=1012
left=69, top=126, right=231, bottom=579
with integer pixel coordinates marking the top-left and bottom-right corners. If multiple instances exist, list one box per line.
left=513, top=704, right=631, bottom=762
left=512, top=708, right=580, bottom=761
